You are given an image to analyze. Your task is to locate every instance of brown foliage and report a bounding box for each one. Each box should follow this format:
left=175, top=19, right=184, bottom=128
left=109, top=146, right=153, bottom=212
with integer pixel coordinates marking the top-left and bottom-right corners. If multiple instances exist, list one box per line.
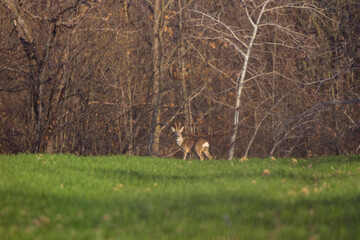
left=0, top=0, right=359, bottom=157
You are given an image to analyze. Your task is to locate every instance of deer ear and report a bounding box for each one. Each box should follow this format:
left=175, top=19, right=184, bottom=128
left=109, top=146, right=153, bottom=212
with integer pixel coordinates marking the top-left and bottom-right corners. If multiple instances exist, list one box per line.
left=171, top=127, right=175, bottom=132
left=180, top=126, right=184, bottom=132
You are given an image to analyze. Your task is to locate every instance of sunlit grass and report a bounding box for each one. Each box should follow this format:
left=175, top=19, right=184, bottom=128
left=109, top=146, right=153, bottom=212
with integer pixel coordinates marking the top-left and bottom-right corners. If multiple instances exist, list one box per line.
left=0, top=154, right=359, bottom=239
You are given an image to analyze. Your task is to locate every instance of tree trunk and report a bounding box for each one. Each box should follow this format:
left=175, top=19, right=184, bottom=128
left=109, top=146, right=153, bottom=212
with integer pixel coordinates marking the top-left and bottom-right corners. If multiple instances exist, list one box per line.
left=179, top=0, right=193, bottom=134
left=228, top=1, right=270, bottom=160
left=2, top=0, right=43, bottom=152
left=149, top=0, right=163, bottom=156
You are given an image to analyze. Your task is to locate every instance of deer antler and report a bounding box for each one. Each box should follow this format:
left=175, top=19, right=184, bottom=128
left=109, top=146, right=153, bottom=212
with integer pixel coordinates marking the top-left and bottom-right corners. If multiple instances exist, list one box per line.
left=174, top=122, right=182, bottom=130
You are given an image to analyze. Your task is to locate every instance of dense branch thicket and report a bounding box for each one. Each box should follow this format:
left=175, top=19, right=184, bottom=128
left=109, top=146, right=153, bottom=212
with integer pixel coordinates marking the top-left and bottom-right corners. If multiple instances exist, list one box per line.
left=0, top=0, right=359, bottom=158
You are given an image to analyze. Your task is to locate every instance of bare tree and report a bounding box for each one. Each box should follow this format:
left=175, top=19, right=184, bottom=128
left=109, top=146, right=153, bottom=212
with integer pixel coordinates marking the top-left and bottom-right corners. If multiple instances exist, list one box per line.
left=188, top=0, right=327, bottom=159
left=1, top=0, right=94, bottom=152
left=0, top=0, right=358, bottom=157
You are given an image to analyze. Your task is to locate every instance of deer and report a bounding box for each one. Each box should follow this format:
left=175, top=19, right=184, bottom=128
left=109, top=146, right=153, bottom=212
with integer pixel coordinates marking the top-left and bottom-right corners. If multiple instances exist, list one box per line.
left=171, top=123, right=213, bottom=161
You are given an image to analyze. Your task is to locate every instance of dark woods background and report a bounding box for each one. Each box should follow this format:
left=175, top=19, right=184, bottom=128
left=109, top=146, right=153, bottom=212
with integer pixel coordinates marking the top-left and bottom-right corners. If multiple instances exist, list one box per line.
left=0, top=0, right=359, bottom=158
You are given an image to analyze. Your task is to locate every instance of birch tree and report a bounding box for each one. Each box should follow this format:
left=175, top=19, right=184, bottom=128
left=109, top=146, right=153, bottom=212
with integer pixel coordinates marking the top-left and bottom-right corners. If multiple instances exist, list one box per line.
left=227, top=0, right=270, bottom=160
left=189, top=0, right=325, bottom=159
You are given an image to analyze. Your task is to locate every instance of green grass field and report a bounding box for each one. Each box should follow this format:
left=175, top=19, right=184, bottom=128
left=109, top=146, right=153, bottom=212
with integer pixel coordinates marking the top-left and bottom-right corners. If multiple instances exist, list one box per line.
left=0, top=154, right=359, bottom=240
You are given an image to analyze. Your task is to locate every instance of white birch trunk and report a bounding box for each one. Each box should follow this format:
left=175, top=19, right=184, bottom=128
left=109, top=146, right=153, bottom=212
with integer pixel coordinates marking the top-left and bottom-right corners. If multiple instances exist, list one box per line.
left=228, top=0, right=270, bottom=160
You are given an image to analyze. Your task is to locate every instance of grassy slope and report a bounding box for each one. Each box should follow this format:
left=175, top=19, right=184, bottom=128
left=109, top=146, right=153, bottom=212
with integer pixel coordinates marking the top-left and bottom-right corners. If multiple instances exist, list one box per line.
left=0, top=154, right=359, bottom=240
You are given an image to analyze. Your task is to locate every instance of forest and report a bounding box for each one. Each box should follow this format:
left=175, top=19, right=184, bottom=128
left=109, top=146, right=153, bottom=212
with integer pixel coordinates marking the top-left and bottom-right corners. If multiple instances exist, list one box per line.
left=0, top=0, right=359, bottom=159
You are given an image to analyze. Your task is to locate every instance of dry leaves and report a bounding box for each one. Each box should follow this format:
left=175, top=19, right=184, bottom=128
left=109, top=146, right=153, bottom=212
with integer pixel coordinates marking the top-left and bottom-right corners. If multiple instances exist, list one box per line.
left=262, top=169, right=271, bottom=176
left=239, top=157, right=248, bottom=162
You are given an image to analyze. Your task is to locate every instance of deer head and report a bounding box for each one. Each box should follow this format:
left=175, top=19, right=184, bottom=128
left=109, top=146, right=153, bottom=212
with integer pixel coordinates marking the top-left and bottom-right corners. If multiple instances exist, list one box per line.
left=171, top=122, right=184, bottom=146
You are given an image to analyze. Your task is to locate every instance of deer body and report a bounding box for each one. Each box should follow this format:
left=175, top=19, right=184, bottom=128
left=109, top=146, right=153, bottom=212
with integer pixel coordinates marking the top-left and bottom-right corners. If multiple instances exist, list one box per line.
left=171, top=124, right=213, bottom=161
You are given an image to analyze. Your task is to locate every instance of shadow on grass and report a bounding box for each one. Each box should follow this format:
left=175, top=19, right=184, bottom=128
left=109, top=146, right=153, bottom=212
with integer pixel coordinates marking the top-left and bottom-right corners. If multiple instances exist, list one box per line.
left=1, top=182, right=360, bottom=240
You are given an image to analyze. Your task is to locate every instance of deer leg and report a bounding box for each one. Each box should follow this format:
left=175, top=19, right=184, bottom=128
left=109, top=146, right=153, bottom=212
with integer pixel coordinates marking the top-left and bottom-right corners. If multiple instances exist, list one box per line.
left=194, top=144, right=204, bottom=161
left=196, top=149, right=204, bottom=161
left=183, top=150, right=188, bottom=161
left=204, top=148, right=213, bottom=160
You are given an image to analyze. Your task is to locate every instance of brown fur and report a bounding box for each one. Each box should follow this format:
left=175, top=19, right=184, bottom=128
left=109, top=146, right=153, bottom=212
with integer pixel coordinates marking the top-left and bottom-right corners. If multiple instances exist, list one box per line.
left=171, top=123, right=213, bottom=161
